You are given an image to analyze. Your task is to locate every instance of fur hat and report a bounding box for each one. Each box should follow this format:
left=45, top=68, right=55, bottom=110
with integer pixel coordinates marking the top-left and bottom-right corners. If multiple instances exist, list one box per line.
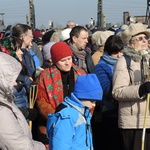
left=121, top=23, right=150, bottom=44
left=42, top=42, right=55, bottom=60
left=60, top=28, right=72, bottom=41
left=73, top=74, right=103, bottom=101
left=51, top=42, right=72, bottom=64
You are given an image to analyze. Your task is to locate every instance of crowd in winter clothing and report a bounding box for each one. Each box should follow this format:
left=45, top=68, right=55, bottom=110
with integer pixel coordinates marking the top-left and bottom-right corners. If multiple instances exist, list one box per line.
left=0, top=21, right=150, bottom=150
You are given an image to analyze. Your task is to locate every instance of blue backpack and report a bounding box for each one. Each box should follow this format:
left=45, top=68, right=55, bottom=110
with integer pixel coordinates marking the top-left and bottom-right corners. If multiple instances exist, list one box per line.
left=29, top=49, right=41, bottom=68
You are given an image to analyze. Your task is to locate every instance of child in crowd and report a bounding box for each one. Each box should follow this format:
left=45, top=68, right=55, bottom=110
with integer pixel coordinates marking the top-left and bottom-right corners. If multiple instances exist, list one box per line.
left=46, top=74, right=103, bottom=150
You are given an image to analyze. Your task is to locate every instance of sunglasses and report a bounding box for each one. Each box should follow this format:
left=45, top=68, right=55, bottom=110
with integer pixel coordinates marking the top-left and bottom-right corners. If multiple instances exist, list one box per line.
left=134, top=36, right=149, bottom=42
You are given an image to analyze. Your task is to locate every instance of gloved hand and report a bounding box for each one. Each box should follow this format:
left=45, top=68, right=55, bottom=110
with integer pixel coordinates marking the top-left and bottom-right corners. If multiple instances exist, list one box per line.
left=14, top=81, right=23, bottom=92
left=26, top=108, right=38, bottom=121
left=30, top=81, right=37, bottom=86
left=139, top=82, right=150, bottom=97
left=16, top=74, right=26, bottom=83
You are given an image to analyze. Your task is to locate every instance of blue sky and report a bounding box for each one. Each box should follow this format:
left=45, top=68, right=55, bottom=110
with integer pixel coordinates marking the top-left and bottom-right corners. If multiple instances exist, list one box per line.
left=0, top=0, right=147, bottom=29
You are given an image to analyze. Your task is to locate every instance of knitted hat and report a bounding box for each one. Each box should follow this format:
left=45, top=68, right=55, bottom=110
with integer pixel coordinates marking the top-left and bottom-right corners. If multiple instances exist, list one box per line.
left=42, top=29, right=55, bottom=44
left=42, top=42, right=55, bottom=60
left=73, top=74, right=103, bottom=101
left=97, top=31, right=114, bottom=46
left=60, top=28, right=72, bottom=41
left=92, top=31, right=102, bottom=44
left=121, top=23, right=150, bottom=44
left=33, top=29, right=42, bottom=39
left=120, top=24, right=128, bottom=31
left=51, top=42, right=73, bottom=64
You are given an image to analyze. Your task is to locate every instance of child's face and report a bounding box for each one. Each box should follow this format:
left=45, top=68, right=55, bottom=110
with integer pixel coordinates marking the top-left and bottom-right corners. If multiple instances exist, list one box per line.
left=81, top=100, right=96, bottom=109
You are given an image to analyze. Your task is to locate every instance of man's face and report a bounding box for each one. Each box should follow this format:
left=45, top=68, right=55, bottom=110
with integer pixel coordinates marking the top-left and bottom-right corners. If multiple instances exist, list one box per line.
left=73, top=30, right=89, bottom=51
left=67, top=22, right=75, bottom=29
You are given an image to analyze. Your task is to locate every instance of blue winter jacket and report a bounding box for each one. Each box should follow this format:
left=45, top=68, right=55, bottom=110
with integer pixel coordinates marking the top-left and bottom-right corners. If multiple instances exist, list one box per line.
left=21, top=48, right=41, bottom=78
left=46, top=93, right=93, bottom=150
left=13, top=75, right=32, bottom=108
left=94, top=52, right=119, bottom=114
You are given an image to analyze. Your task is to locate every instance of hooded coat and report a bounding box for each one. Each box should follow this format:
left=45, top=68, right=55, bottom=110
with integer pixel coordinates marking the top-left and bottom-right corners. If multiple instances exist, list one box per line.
left=0, top=52, right=45, bottom=150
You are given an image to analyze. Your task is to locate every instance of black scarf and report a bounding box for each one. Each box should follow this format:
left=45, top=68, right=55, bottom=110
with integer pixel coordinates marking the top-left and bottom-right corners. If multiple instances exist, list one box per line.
left=61, top=67, right=75, bottom=98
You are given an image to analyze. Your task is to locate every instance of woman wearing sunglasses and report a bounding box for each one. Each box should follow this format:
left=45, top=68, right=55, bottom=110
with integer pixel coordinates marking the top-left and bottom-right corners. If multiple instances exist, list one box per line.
left=112, top=23, right=150, bottom=150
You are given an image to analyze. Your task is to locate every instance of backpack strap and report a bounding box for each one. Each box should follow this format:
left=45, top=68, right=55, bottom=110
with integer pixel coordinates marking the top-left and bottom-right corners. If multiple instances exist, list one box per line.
left=85, top=49, right=94, bottom=73
left=29, top=50, right=41, bottom=68
left=124, top=54, right=132, bottom=84
left=0, top=101, right=17, bottom=119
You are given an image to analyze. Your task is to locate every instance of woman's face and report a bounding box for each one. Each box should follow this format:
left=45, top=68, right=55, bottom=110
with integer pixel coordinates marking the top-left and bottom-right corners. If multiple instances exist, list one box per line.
left=56, top=56, right=72, bottom=72
left=21, top=29, right=33, bottom=49
left=130, top=33, right=149, bottom=51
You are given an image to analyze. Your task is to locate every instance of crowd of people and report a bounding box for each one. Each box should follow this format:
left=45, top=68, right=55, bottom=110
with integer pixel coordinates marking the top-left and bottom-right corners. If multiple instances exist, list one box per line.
left=0, top=20, right=150, bottom=150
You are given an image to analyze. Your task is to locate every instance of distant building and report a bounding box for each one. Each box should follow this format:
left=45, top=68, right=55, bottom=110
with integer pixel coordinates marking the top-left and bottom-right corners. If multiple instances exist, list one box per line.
left=123, top=11, right=149, bottom=26
left=0, top=13, right=5, bottom=31
left=0, top=20, right=5, bottom=31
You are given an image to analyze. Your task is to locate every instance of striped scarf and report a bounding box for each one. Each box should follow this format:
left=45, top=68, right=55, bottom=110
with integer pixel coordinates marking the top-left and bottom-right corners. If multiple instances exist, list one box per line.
left=69, top=44, right=87, bottom=71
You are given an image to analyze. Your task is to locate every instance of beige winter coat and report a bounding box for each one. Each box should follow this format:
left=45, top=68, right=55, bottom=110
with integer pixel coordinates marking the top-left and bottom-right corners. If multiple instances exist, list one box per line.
left=112, top=52, right=150, bottom=129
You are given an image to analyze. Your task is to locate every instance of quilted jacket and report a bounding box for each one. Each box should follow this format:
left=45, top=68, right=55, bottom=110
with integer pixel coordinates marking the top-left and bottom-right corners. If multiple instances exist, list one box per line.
left=0, top=52, right=45, bottom=150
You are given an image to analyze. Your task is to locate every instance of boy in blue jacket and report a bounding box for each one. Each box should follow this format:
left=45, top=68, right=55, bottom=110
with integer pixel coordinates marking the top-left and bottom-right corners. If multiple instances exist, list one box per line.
left=46, top=74, right=103, bottom=150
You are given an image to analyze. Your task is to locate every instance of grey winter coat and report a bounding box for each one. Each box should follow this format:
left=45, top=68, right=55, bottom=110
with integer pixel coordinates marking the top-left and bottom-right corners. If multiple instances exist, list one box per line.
left=0, top=52, right=45, bottom=150
left=112, top=48, right=150, bottom=129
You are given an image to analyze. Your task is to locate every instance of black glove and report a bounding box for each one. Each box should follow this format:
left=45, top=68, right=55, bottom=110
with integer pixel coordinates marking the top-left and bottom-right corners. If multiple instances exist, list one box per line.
left=14, top=81, right=23, bottom=92
left=30, top=81, right=37, bottom=86
left=26, top=108, right=38, bottom=121
left=16, top=74, right=26, bottom=83
left=139, top=82, right=150, bottom=97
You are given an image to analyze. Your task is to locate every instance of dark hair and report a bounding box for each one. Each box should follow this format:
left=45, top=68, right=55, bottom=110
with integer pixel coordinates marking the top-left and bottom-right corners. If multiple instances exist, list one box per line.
left=70, top=26, right=88, bottom=43
left=13, top=37, right=23, bottom=50
left=12, top=23, right=32, bottom=37
left=104, top=35, right=124, bottom=55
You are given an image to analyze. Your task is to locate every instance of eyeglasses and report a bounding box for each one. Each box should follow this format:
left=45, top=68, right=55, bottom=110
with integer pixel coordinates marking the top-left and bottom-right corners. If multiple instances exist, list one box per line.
left=133, top=36, right=149, bottom=42
left=27, top=34, right=33, bottom=38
